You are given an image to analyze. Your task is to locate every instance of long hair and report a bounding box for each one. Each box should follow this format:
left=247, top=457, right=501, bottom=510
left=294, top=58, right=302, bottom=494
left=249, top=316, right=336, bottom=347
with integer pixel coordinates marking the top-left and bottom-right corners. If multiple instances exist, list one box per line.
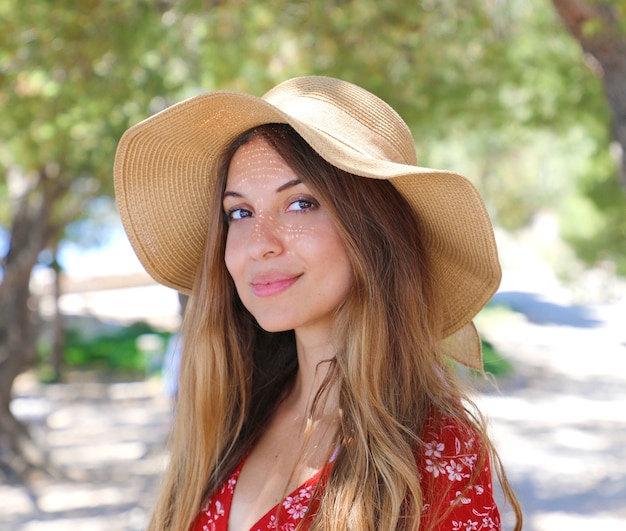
left=148, top=124, right=522, bottom=530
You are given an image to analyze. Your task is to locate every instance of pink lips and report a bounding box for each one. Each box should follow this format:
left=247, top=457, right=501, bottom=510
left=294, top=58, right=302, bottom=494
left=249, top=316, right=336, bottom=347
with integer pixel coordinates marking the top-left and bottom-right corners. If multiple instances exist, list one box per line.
left=252, top=274, right=300, bottom=297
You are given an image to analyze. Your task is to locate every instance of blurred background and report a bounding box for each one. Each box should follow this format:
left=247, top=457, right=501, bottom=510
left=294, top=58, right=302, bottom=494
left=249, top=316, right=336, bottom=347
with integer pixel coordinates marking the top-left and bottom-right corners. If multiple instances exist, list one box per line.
left=1, top=0, right=625, bottom=529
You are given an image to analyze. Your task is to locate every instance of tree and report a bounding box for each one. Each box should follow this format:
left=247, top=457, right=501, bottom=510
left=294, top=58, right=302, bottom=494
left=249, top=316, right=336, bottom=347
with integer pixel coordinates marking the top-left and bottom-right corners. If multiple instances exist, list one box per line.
left=548, top=0, right=626, bottom=270
left=0, top=0, right=195, bottom=479
left=552, top=0, right=626, bottom=188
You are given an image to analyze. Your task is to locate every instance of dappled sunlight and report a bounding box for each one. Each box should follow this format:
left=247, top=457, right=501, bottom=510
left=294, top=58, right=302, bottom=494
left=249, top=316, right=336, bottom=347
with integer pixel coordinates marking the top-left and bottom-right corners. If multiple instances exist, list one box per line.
left=1, top=374, right=171, bottom=530
left=475, top=237, right=626, bottom=530
left=38, top=484, right=141, bottom=513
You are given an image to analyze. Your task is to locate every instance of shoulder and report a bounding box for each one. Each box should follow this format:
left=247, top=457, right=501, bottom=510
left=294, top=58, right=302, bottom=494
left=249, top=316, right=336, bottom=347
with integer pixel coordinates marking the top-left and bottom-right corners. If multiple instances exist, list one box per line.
left=421, top=411, right=483, bottom=464
left=418, top=411, right=501, bottom=530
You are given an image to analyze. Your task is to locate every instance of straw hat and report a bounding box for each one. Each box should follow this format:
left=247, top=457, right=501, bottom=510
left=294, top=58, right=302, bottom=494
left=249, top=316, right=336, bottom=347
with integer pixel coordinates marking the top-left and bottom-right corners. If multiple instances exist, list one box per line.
left=114, top=76, right=501, bottom=369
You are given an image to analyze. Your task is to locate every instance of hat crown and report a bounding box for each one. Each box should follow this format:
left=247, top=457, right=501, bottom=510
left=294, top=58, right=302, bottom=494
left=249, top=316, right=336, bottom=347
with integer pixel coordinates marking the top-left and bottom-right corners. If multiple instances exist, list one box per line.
left=263, top=77, right=418, bottom=167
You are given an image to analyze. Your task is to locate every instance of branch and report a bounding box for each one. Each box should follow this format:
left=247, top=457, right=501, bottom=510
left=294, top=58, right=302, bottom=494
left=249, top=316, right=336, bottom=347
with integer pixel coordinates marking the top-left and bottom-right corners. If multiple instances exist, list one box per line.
left=551, top=0, right=624, bottom=61
left=551, top=0, right=599, bottom=42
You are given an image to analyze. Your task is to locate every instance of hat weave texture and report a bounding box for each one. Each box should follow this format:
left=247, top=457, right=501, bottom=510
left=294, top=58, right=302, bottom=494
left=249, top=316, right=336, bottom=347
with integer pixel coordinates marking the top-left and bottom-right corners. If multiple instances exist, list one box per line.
left=114, top=76, right=501, bottom=369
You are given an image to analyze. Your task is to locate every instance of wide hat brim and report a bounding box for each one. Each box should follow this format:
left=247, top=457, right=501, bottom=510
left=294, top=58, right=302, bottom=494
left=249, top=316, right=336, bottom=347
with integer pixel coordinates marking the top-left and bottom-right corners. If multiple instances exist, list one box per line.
left=114, top=77, right=501, bottom=369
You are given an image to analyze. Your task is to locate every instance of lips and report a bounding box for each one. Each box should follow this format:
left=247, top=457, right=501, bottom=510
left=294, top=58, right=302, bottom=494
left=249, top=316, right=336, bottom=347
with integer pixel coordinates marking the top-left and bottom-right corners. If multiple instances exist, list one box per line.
left=251, top=273, right=301, bottom=297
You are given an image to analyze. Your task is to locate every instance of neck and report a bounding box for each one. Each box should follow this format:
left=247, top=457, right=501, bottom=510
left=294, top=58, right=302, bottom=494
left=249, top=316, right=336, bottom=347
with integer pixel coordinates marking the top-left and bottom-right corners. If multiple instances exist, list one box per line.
left=288, top=326, right=339, bottom=419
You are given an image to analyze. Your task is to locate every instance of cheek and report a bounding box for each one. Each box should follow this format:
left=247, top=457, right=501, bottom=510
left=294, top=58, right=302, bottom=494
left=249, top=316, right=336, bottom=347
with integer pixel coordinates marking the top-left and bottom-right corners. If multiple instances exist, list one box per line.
left=316, top=230, right=354, bottom=288
left=224, top=235, right=242, bottom=283
left=334, top=251, right=354, bottom=294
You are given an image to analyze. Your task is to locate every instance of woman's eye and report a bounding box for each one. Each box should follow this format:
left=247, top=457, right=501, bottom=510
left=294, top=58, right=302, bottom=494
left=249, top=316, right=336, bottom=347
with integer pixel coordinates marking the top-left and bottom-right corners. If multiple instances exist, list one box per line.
left=226, top=208, right=252, bottom=221
left=287, top=198, right=317, bottom=212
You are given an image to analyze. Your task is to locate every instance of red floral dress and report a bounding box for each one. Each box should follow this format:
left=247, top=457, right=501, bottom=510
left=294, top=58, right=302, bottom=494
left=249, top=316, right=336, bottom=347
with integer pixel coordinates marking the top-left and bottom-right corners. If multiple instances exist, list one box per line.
left=191, top=415, right=501, bottom=531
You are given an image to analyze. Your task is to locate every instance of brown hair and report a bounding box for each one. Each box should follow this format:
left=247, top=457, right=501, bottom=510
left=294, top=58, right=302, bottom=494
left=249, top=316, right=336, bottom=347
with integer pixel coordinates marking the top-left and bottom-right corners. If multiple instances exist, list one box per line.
left=148, top=124, right=522, bottom=530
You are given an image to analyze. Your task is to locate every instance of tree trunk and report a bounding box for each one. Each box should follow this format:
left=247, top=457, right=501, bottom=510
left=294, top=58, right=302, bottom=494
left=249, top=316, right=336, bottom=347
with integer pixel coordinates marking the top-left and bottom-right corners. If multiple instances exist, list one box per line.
left=51, top=256, right=65, bottom=382
left=0, top=276, right=47, bottom=481
left=0, top=167, right=62, bottom=481
left=551, top=0, right=626, bottom=190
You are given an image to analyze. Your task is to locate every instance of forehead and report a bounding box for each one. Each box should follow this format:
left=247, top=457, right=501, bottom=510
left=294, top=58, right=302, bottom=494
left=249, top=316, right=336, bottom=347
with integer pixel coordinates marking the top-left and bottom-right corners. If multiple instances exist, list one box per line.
left=226, top=137, right=295, bottom=186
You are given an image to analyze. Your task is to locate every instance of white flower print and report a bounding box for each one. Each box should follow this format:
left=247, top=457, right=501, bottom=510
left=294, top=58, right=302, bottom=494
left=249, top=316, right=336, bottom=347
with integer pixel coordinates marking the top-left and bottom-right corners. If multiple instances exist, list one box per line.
left=461, top=453, right=478, bottom=470
left=424, top=439, right=447, bottom=478
left=454, top=490, right=472, bottom=504
left=202, top=498, right=225, bottom=525
left=446, top=459, right=469, bottom=481
left=419, top=417, right=502, bottom=529
left=425, top=440, right=445, bottom=458
left=286, top=501, right=308, bottom=519
left=450, top=507, right=501, bottom=531
left=283, top=485, right=314, bottom=519
left=298, top=486, right=313, bottom=500
left=482, top=516, right=497, bottom=530
left=254, top=514, right=277, bottom=531
left=426, top=456, right=448, bottom=478
left=214, top=500, right=225, bottom=518
left=463, top=437, right=476, bottom=452
left=454, top=436, right=462, bottom=455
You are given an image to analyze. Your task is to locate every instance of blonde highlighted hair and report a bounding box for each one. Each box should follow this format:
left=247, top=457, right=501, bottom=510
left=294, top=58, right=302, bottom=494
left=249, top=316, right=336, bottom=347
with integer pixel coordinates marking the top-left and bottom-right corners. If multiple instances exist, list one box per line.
left=148, top=124, right=522, bottom=530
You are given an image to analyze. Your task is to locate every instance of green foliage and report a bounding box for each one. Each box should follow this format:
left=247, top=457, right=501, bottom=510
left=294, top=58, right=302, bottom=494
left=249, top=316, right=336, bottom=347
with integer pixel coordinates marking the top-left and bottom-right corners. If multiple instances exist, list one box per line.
left=543, top=111, right=626, bottom=275
left=446, top=338, right=512, bottom=378
left=0, top=0, right=196, bottom=249
left=481, top=339, right=513, bottom=377
left=179, top=0, right=626, bottom=260
left=474, top=303, right=517, bottom=376
left=1, top=0, right=623, bottom=268
left=183, top=0, right=586, bottom=135
left=41, top=321, right=171, bottom=376
left=561, top=149, right=626, bottom=274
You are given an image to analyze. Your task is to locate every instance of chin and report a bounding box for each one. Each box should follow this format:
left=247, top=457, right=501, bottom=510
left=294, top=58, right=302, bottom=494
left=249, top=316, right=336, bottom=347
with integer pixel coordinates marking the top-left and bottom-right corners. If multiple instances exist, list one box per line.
left=245, top=305, right=301, bottom=333
left=254, top=319, right=293, bottom=333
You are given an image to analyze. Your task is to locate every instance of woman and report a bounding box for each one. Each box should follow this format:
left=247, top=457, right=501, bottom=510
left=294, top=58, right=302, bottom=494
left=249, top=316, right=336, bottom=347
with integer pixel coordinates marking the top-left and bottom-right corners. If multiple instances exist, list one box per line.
left=114, top=76, right=522, bottom=530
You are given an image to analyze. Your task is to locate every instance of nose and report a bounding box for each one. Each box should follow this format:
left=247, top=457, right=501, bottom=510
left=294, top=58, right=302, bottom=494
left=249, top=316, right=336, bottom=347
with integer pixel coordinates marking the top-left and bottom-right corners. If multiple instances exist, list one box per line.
left=247, top=213, right=284, bottom=259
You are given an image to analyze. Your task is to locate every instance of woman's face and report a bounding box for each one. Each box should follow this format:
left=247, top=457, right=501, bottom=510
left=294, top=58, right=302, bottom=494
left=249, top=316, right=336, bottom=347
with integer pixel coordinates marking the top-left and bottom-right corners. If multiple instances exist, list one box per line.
left=223, top=137, right=353, bottom=339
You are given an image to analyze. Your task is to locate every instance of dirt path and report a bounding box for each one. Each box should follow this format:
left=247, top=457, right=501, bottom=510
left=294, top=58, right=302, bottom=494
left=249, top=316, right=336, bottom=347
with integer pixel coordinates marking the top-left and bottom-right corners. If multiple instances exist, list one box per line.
left=478, top=236, right=626, bottom=530
left=0, top=378, right=171, bottom=531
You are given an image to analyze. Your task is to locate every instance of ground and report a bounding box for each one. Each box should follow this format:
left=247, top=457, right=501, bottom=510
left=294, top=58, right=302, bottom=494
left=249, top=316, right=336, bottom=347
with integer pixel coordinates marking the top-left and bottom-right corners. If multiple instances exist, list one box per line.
left=479, top=229, right=626, bottom=530
left=1, top=377, right=170, bottom=530
left=1, top=230, right=625, bottom=530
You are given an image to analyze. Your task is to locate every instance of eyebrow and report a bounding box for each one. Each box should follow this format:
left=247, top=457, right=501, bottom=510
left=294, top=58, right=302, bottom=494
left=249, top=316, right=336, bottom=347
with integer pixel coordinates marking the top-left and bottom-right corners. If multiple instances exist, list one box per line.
left=223, top=178, right=303, bottom=199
